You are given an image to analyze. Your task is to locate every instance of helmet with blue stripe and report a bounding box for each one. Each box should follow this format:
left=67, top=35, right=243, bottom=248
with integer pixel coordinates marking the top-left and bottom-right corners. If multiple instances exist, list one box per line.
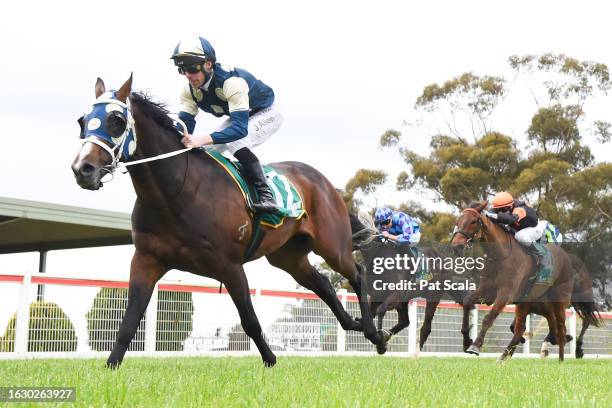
left=171, top=36, right=217, bottom=68
left=374, top=207, right=393, bottom=226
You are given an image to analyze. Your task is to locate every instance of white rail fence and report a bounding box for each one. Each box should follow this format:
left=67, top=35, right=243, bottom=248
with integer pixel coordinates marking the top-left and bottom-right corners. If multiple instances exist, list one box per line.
left=0, top=272, right=610, bottom=359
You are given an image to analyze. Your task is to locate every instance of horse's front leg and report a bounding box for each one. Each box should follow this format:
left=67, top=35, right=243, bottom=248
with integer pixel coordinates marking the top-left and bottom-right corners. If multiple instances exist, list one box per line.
left=461, top=288, right=483, bottom=352
left=498, top=304, right=528, bottom=362
left=107, top=251, right=167, bottom=368
left=466, top=290, right=511, bottom=356
left=419, top=298, right=441, bottom=350
left=223, top=264, right=276, bottom=367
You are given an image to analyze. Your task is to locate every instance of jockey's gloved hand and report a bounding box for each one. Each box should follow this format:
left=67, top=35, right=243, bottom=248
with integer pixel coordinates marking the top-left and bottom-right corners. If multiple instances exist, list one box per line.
left=484, top=210, right=498, bottom=220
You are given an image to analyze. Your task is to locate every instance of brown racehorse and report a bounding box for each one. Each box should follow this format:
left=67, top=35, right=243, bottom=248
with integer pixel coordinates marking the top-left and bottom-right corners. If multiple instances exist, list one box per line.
left=528, top=253, right=602, bottom=358
left=71, top=76, right=384, bottom=368
left=451, top=201, right=575, bottom=361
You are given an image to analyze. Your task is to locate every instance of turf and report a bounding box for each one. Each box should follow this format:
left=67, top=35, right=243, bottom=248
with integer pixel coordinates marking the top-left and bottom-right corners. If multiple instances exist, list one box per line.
left=0, top=356, right=610, bottom=407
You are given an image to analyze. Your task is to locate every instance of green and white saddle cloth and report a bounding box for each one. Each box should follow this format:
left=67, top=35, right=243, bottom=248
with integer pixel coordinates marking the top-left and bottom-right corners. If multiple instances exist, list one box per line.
left=206, top=150, right=306, bottom=228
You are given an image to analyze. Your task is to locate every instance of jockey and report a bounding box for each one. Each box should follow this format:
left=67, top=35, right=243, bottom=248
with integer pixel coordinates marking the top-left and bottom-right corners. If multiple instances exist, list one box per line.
left=374, top=206, right=421, bottom=246
left=484, top=192, right=547, bottom=265
left=172, top=36, right=282, bottom=213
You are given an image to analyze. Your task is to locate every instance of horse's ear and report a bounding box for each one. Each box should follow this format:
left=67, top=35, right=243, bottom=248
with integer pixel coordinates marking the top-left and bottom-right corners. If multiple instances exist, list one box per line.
left=95, top=78, right=105, bottom=99
left=116, top=73, right=133, bottom=103
left=478, top=200, right=488, bottom=212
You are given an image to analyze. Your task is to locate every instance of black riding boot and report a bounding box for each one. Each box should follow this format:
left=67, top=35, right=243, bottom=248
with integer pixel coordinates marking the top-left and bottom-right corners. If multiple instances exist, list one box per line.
left=525, top=242, right=544, bottom=267
left=234, top=148, right=280, bottom=214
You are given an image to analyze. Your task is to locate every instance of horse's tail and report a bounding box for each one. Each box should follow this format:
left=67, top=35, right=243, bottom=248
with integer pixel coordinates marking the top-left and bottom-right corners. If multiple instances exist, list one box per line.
left=569, top=254, right=604, bottom=327
left=572, top=301, right=603, bottom=327
left=349, top=212, right=367, bottom=235
left=348, top=212, right=378, bottom=250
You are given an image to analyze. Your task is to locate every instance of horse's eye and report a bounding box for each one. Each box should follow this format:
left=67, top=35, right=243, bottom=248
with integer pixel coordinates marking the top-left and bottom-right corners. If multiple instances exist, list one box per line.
left=106, top=111, right=127, bottom=138
left=470, top=220, right=476, bottom=225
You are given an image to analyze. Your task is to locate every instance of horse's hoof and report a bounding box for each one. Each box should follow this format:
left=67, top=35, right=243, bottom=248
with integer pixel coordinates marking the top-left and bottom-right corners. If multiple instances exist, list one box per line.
left=263, top=357, right=277, bottom=368
left=496, top=355, right=509, bottom=364
left=520, top=337, right=526, bottom=344
left=565, top=334, right=573, bottom=342
left=576, top=349, right=584, bottom=359
left=106, top=361, right=120, bottom=370
left=540, top=350, right=549, bottom=358
left=466, top=345, right=480, bottom=356
left=376, top=344, right=388, bottom=355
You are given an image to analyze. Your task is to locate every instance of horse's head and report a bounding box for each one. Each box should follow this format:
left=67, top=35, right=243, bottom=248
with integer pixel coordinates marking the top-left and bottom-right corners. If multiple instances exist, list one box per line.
left=71, top=75, right=134, bottom=190
left=451, top=200, right=488, bottom=254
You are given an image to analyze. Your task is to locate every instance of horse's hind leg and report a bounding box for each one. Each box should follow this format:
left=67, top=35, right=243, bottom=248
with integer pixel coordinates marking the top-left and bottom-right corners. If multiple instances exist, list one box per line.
left=266, top=250, right=361, bottom=332
left=390, top=301, right=410, bottom=336
left=575, top=320, right=589, bottom=359
left=107, top=251, right=166, bottom=368
left=223, top=264, right=276, bottom=367
left=541, top=331, right=553, bottom=358
left=310, top=216, right=382, bottom=346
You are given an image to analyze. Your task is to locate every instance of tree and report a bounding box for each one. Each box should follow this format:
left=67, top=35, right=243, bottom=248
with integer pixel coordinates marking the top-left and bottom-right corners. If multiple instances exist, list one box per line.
left=415, top=72, right=505, bottom=141
left=342, top=169, right=388, bottom=213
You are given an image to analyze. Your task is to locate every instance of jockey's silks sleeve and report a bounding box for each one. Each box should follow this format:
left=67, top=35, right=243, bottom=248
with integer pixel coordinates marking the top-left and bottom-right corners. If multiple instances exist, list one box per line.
left=390, top=213, right=419, bottom=243
left=494, top=212, right=519, bottom=225
left=210, top=77, right=250, bottom=144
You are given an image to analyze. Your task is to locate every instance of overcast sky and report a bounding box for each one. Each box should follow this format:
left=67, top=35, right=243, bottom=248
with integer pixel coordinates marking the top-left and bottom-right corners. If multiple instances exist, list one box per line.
left=0, top=0, right=610, bottom=288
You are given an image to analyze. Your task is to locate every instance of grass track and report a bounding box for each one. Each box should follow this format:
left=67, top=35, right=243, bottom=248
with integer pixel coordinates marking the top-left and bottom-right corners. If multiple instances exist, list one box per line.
left=1, top=356, right=611, bottom=407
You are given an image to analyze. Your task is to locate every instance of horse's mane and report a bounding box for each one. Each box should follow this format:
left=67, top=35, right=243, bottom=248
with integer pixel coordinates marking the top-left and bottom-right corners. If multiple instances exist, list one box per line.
left=129, top=92, right=177, bottom=133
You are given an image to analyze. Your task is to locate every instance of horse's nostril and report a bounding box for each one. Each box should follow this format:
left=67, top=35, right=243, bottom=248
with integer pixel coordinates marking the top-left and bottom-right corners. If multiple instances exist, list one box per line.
left=80, top=163, right=96, bottom=177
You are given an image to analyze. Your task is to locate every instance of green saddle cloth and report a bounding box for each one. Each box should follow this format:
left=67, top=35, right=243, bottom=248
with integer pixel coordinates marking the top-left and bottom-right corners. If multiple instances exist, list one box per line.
left=411, top=247, right=433, bottom=282
left=533, top=242, right=554, bottom=286
left=206, top=150, right=306, bottom=228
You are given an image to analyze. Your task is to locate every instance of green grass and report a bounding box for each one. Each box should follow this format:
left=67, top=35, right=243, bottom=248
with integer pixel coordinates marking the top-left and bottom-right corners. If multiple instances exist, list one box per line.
left=0, top=356, right=611, bottom=407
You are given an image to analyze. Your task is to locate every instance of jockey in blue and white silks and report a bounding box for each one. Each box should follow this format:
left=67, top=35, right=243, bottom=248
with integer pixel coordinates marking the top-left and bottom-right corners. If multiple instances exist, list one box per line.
left=172, top=36, right=283, bottom=213
left=374, top=207, right=421, bottom=245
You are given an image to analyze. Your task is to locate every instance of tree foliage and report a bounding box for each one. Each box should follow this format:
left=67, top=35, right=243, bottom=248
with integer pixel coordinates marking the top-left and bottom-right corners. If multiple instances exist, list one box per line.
left=346, top=53, right=611, bottom=305
left=343, top=169, right=388, bottom=212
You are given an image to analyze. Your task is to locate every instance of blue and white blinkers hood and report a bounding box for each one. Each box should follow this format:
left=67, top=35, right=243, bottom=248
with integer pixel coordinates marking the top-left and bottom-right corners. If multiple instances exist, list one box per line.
left=81, top=91, right=137, bottom=167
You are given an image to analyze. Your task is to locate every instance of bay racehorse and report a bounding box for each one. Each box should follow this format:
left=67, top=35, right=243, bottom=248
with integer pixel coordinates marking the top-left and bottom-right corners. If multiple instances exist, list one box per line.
left=71, top=75, right=384, bottom=368
left=452, top=201, right=575, bottom=361
left=513, top=253, right=602, bottom=358
left=350, top=216, right=469, bottom=354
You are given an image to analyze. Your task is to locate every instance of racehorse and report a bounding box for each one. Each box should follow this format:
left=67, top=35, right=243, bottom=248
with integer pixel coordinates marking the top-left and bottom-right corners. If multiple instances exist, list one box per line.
left=452, top=201, right=575, bottom=361
left=350, top=215, right=469, bottom=354
left=514, top=253, right=602, bottom=358
left=71, top=76, right=384, bottom=368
